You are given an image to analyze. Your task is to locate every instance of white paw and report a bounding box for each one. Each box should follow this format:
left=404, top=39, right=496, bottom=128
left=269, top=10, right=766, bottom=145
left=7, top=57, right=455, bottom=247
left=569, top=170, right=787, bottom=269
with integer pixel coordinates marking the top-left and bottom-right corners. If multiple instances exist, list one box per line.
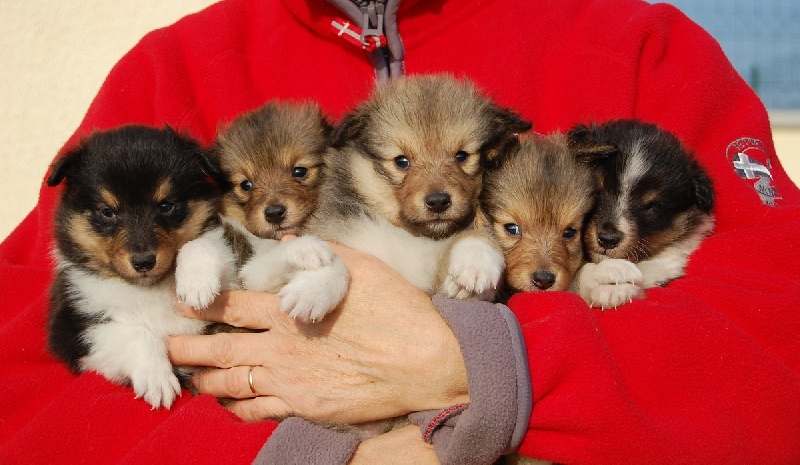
left=594, top=258, right=643, bottom=287
left=278, top=258, right=349, bottom=323
left=577, top=259, right=644, bottom=309
left=175, top=236, right=225, bottom=309
left=588, top=282, right=643, bottom=310
left=175, top=262, right=221, bottom=311
left=130, top=364, right=181, bottom=409
left=240, top=253, right=289, bottom=293
left=443, top=237, right=505, bottom=300
left=284, top=236, right=334, bottom=271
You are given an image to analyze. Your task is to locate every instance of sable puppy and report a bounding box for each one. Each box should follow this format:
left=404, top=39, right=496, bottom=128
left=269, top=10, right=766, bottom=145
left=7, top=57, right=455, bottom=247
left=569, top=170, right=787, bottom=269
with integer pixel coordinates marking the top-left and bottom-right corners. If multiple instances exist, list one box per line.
left=568, top=119, right=715, bottom=308
left=282, top=73, right=530, bottom=440
left=215, top=100, right=331, bottom=240
left=47, top=125, right=220, bottom=408
left=303, top=74, right=532, bottom=304
left=481, top=133, right=596, bottom=296
left=174, top=101, right=347, bottom=323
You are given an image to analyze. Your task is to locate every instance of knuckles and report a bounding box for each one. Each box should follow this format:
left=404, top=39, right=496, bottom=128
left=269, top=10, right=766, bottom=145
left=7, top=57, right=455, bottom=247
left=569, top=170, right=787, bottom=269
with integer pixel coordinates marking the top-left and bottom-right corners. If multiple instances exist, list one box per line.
left=209, top=333, right=237, bottom=368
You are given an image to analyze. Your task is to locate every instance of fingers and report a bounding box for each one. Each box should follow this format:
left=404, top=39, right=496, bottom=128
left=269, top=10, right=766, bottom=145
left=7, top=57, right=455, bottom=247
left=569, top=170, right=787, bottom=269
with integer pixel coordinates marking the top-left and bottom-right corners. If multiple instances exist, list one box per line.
left=188, top=365, right=295, bottom=423
left=168, top=331, right=269, bottom=367
left=177, top=289, right=281, bottom=329
left=190, top=365, right=269, bottom=399
left=226, top=396, right=294, bottom=423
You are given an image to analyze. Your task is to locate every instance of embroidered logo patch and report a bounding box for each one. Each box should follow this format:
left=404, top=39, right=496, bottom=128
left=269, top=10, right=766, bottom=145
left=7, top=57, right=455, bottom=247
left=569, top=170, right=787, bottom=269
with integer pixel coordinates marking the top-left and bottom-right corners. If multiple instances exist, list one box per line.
left=727, top=137, right=781, bottom=206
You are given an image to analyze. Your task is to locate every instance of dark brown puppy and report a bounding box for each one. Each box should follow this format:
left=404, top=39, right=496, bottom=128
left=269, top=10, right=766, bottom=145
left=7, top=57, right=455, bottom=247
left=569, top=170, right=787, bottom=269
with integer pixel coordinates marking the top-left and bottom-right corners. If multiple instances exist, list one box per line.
left=567, top=119, right=715, bottom=308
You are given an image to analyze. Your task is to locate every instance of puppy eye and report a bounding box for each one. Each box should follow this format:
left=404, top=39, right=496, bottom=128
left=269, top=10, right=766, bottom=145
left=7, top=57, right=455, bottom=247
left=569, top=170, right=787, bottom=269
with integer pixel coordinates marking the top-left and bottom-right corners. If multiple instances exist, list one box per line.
left=100, top=207, right=117, bottom=219
left=158, top=201, right=175, bottom=215
left=292, top=166, right=308, bottom=178
left=394, top=155, right=410, bottom=169
left=240, top=180, right=253, bottom=192
left=504, top=223, right=521, bottom=236
left=563, top=227, right=577, bottom=239
left=455, top=151, right=469, bottom=163
left=643, top=201, right=661, bottom=211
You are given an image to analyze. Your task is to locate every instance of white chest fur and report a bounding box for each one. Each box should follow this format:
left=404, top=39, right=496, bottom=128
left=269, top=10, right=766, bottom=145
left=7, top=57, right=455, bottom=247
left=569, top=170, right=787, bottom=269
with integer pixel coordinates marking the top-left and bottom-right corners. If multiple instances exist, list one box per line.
left=333, top=215, right=454, bottom=294
left=64, top=266, right=207, bottom=337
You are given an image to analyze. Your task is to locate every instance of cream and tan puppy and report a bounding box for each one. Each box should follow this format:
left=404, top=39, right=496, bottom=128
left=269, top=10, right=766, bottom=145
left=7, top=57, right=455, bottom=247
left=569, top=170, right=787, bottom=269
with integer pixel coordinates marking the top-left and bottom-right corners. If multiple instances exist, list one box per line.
left=299, top=73, right=531, bottom=316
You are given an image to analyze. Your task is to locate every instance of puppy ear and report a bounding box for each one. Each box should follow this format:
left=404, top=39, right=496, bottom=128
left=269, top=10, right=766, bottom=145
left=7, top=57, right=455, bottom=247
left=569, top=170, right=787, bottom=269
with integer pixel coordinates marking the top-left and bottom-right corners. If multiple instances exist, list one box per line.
left=321, top=114, right=336, bottom=143
left=201, top=141, right=238, bottom=195
left=480, top=105, right=532, bottom=169
left=160, top=124, right=218, bottom=177
left=489, top=105, right=533, bottom=135
left=331, top=110, right=369, bottom=149
left=46, top=144, right=85, bottom=187
left=196, top=147, right=222, bottom=178
left=567, top=123, right=618, bottom=165
left=690, top=160, right=715, bottom=213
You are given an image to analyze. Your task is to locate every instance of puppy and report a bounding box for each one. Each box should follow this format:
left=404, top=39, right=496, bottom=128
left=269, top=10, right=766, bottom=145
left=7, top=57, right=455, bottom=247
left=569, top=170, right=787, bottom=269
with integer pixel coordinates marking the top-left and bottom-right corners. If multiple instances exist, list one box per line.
left=174, top=100, right=347, bottom=323
left=568, top=119, right=715, bottom=308
left=480, top=132, right=596, bottom=298
left=302, top=73, right=531, bottom=308
left=275, top=73, right=529, bottom=441
left=46, top=125, right=221, bottom=409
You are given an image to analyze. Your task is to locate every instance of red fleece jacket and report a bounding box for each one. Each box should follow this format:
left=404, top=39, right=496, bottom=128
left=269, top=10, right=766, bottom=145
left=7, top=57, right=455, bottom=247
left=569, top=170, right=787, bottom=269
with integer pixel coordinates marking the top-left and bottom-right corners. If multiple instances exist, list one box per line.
left=1, top=0, right=799, bottom=463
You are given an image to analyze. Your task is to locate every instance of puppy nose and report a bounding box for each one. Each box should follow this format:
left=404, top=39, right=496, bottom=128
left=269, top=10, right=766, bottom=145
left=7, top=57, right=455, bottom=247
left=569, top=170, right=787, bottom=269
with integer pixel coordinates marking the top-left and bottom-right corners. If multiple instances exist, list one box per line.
left=264, top=204, right=287, bottom=224
left=425, top=192, right=451, bottom=213
left=532, top=270, right=556, bottom=290
left=597, top=229, right=622, bottom=250
left=131, top=253, right=157, bottom=272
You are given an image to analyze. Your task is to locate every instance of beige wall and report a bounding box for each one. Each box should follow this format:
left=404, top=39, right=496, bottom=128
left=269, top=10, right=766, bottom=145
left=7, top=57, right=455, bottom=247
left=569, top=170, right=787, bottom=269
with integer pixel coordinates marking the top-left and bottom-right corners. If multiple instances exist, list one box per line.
left=774, top=127, right=800, bottom=184
left=0, top=1, right=219, bottom=241
left=1, top=1, right=799, bottom=241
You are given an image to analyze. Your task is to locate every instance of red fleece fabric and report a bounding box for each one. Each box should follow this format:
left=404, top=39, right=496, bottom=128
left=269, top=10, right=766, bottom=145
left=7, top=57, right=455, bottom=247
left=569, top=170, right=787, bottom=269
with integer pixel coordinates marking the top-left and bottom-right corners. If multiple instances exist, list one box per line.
left=2, top=0, right=799, bottom=463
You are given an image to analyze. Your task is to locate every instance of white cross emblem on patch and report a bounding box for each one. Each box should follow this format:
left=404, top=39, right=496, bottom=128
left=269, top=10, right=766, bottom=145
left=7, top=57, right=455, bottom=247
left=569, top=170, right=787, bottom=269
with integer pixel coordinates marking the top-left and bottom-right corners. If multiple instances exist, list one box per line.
left=733, top=152, right=772, bottom=179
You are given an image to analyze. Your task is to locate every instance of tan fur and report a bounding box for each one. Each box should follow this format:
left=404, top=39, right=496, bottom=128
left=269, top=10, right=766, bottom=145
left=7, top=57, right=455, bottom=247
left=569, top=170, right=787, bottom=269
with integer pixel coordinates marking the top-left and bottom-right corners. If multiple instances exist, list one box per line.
left=297, top=73, right=531, bottom=442
left=316, top=74, right=530, bottom=244
left=154, top=179, right=173, bottom=204
left=99, top=189, right=119, bottom=211
left=66, top=212, right=119, bottom=279
left=65, top=199, right=216, bottom=286
left=215, top=100, right=331, bottom=239
left=584, top=206, right=701, bottom=263
left=482, top=133, right=595, bottom=292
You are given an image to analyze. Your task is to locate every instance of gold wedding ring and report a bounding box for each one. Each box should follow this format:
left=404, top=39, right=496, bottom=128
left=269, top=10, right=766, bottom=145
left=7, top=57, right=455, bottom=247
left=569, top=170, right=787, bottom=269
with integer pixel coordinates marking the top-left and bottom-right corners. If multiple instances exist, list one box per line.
left=248, top=366, right=257, bottom=395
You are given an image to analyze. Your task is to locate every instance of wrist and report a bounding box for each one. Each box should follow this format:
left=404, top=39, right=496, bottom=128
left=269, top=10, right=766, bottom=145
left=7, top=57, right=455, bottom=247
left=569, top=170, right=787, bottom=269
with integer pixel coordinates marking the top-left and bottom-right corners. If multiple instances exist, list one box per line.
left=409, top=295, right=532, bottom=464
left=390, top=296, right=469, bottom=414
left=403, top=319, right=470, bottom=412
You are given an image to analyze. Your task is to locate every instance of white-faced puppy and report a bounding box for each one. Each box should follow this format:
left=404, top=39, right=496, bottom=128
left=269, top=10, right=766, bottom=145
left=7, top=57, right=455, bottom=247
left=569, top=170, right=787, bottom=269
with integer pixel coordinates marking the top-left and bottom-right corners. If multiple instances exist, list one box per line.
left=174, top=100, right=347, bottom=323
left=302, top=74, right=531, bottom=307
left=480, top=133, right=596, bottom=299
left=567, top=119, right=715, bottom=308
left=47, top=125, right=221, bottom=409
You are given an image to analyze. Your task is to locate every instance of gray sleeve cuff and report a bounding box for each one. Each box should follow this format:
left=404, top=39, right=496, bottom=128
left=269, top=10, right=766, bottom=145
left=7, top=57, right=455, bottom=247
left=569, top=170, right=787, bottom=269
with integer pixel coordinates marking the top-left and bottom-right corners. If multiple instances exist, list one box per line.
left=408, top=294, right=532, bottom=465
left=253, top=417, right=361, bottom=465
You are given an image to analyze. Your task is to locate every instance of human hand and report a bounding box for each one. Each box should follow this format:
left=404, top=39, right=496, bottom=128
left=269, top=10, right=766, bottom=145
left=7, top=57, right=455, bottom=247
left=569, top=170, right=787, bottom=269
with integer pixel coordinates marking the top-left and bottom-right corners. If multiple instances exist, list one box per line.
left=168, top=241, right=469, bottom=424
left=349, top=424, right=439, bottom=464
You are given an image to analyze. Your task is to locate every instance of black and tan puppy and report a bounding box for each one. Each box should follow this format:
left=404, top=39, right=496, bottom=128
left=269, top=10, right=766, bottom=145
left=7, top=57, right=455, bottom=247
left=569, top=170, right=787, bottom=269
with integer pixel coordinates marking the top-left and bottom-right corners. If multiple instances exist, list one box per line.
left=300, top=73, right=531, bottom=312
left=568, top=119, right=715, bottom=308
left=47, top=125, right=220, bottom=408
left=174, top=101, right=347, bottom=323
left=480, top=132, right=596, bottom=297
